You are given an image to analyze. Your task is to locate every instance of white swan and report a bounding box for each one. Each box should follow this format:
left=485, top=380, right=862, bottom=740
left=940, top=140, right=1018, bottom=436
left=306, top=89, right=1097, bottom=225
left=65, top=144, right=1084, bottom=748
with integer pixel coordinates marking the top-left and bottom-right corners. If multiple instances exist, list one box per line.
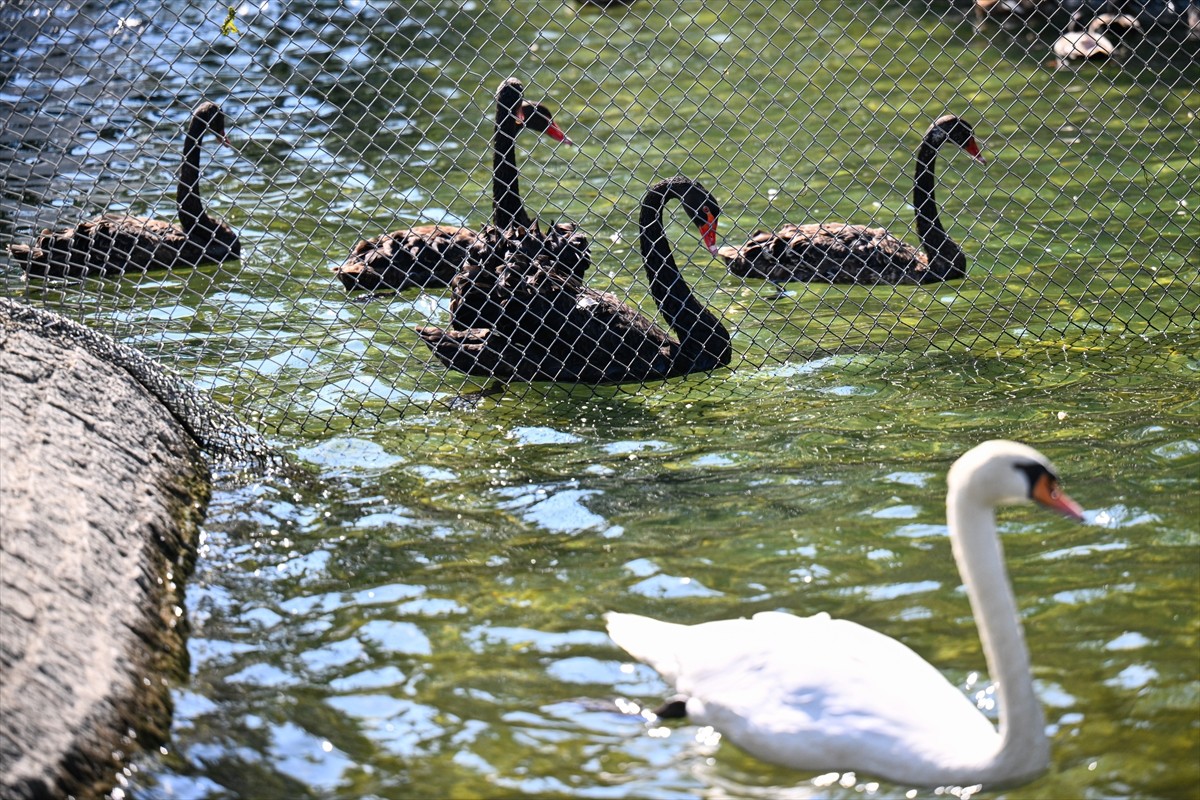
left=606, top=440, right=1085, bottom=787
left=1052, top=13, right=1142, bottom=62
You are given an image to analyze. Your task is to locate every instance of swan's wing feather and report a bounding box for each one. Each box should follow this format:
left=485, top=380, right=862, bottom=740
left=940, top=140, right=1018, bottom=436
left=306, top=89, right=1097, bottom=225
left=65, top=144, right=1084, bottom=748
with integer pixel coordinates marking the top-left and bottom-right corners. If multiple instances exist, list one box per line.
left=607, top=611, right=999, bottom=773
left=18, top=214, right=185, bottom=277
left=336, top=225, right=474, bottom=291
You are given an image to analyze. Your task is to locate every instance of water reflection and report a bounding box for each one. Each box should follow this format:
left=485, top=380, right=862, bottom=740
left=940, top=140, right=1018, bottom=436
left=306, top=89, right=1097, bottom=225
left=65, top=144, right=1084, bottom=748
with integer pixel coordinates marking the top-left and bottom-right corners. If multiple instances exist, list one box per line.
left=135, top=343, right=1196, bottom=798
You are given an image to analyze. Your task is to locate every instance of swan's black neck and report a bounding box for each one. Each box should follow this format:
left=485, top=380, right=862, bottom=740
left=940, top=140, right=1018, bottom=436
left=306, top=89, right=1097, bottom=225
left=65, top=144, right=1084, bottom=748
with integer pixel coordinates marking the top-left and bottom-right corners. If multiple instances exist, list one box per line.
left=177, top=115, right=216, bottom=235
left=639, top=182, right=731, bottom=374
left=493, top=95, right=531, bottom=230
left=913, top=136, right=966, bottom=281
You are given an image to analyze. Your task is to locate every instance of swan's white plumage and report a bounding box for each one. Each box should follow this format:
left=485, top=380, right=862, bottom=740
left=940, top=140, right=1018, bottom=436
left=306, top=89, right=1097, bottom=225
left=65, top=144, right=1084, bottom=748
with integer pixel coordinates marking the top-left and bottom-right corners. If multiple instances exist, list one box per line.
left=606, top=611, right=999, bottom=782
left=606, top=440, right=1084, bottom=787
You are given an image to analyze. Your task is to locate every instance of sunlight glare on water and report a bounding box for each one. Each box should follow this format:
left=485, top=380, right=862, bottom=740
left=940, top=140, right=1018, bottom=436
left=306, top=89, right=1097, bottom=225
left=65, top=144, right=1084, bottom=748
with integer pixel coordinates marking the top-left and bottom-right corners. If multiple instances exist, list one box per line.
left=133, top=343, right=1200, bottom=800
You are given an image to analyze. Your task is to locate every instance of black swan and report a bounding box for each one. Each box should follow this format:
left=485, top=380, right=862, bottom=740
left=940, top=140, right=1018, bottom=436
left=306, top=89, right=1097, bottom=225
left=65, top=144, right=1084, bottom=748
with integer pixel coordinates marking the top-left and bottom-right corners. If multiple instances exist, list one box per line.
left=415, top=176, right=731, bottom=385
left=718, top=115, right=984, bottom=286
left=334, top=77, right=588, bottom=291
left=8, top=102, right=240, bottom=279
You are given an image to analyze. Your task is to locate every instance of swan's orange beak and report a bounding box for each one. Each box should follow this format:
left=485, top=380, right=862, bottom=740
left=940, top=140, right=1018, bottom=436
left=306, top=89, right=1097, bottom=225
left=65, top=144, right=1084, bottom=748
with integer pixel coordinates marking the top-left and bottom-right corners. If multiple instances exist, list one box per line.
left=1032, top=473, right=1085, bottom=521
left=964, top=137, right=985, bottom=164
left=698, top=210, right=719, bottom=256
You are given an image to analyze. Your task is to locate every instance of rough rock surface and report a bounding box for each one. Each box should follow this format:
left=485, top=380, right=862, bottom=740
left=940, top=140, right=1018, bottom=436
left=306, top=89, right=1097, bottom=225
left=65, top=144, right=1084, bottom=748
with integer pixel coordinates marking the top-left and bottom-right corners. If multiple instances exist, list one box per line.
left=0, top=313, right=211, bottom=800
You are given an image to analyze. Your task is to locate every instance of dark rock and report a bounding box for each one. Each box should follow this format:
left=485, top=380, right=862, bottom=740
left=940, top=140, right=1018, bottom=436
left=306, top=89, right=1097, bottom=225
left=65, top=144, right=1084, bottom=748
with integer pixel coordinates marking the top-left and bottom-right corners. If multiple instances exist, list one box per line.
left=0, top=309, right=210, bottom=800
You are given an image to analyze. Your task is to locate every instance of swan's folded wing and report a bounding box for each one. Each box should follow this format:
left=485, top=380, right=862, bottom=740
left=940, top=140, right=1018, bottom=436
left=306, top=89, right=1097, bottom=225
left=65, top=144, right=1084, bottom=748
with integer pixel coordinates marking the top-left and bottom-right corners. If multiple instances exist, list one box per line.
left=337, top=226, right=474, bottom=291
left=609, top=611, right=1000, bottom=772
left=17, top=214, right=188, bottom=278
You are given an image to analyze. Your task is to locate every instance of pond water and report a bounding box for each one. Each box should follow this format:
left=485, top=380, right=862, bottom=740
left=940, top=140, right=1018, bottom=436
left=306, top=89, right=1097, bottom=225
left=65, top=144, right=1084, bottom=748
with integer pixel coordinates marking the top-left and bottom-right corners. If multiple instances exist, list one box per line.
left=1, top=0, right=1198, bottom=798
left=141, top=345, right=1200, bottom=800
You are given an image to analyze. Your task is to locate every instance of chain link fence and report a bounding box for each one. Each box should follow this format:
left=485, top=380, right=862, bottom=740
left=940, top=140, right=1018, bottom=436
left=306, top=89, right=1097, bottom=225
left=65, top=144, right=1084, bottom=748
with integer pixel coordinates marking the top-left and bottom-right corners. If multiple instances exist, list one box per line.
left=1, top=0, right=1197, bottom=435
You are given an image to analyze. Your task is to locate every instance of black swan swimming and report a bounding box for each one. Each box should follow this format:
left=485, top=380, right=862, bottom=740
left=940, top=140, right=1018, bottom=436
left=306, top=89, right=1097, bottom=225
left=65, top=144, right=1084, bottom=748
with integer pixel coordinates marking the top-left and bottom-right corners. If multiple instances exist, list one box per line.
left=334, top=77, right=588, bottom=291
left=8, top=102, right=240, bottom=279
left=718, top=115, right=984, bottom=286
left=415, top=176, right=731, bottom=384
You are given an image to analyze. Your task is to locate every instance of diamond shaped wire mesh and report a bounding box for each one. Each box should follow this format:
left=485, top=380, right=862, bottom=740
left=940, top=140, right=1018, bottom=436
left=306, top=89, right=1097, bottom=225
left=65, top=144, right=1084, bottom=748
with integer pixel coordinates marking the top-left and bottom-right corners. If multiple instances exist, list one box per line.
left=1, top=0, right=1197, bottom=437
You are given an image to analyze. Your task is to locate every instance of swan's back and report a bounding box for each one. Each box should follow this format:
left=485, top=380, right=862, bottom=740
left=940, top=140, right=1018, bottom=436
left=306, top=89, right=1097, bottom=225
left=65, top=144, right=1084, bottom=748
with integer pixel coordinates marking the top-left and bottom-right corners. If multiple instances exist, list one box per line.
left=423, top=279, right=676, bottom=384
left=11, top=213, right=236, bottom=279
left=606, top=610, right=1001, bottom=782
left=419, top=223, right=675, bottom=383
left=719, top=223, right=930, bottom=285
left=419, top=176, right=728, bottom=384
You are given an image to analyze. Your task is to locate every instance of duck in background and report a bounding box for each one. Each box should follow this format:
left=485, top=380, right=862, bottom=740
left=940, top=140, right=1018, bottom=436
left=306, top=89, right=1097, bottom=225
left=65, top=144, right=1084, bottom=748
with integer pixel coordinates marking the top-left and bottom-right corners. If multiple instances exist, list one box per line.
left=975, top=0, right=1050, bottom=22
left=1052, top=12, right=1143, bottom=61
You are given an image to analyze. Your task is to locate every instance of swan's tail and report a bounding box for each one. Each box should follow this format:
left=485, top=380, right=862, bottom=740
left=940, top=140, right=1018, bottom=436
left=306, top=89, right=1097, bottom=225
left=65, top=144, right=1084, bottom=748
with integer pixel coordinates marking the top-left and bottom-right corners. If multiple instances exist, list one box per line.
left=716, top=229, right=786, bottom=280
left=6, top=243, right=37, bottom=266
left=605, top=612, right=691, bottom=685
left=716, top=243, right=742, bottom=262
left=7, top=241, right=56, bottom=276
left=335, top=235, right=418, bottom=292
left=335, top=226, right=473, bottom=292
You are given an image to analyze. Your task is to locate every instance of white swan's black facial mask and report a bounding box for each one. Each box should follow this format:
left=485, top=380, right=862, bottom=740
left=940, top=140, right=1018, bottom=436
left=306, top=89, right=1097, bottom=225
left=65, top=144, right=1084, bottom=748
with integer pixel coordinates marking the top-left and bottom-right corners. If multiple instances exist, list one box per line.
left=1015, top=461, right=1085, bottom=520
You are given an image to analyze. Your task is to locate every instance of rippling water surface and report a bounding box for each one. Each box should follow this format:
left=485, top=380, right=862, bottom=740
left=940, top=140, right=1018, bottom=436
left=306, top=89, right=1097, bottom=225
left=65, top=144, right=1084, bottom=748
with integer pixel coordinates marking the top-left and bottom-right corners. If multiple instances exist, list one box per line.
left=128, top=345, right=1196, bottom=800
left=1, top=0, right=1197, bottom=798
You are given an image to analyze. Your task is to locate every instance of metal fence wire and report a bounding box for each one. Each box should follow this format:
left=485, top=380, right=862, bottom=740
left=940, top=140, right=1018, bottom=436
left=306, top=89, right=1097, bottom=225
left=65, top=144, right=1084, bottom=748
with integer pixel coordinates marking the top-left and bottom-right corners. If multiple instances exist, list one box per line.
left=1, top=0, right=1197, bottom=435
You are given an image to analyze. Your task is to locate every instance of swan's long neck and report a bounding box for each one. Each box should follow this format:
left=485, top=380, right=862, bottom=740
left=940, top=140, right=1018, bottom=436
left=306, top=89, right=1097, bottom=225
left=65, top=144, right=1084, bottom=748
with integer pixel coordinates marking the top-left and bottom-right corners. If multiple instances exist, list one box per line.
left=638, top=184, right=731, bottom=373
left=913, top=137, right=966, bottom=281
left=947, top=490, right=1049, bottom=780
left=177, top=117, right=214, bottom=235
left=493, top=100, right=531, bottom=230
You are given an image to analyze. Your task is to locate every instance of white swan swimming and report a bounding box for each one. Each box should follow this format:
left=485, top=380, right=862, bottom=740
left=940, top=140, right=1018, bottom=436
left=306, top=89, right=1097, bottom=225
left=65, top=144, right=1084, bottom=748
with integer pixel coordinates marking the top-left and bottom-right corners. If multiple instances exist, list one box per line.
left=606, top=440, right=1085, bottom=787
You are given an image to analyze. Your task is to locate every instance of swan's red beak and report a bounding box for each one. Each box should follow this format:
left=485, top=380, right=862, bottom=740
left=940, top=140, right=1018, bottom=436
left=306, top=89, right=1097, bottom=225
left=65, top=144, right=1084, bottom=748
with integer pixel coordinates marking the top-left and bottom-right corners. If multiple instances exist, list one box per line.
left=543, top=122, right=573, bottom=146
left=698, top=210, right=719, bottom=256
left=1032, top=473, right=1085, bottom=521
left=964, top=137, right=985, bottom=164
left=515, top=107, right=574, bottom=146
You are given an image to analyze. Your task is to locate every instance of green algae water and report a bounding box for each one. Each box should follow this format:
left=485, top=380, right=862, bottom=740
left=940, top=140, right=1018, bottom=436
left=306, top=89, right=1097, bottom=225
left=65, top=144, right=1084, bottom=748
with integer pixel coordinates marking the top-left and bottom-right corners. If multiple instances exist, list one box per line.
left=1, top=0, right=1197, bottom=797
left=148, top=347, right=1199, bottom=800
